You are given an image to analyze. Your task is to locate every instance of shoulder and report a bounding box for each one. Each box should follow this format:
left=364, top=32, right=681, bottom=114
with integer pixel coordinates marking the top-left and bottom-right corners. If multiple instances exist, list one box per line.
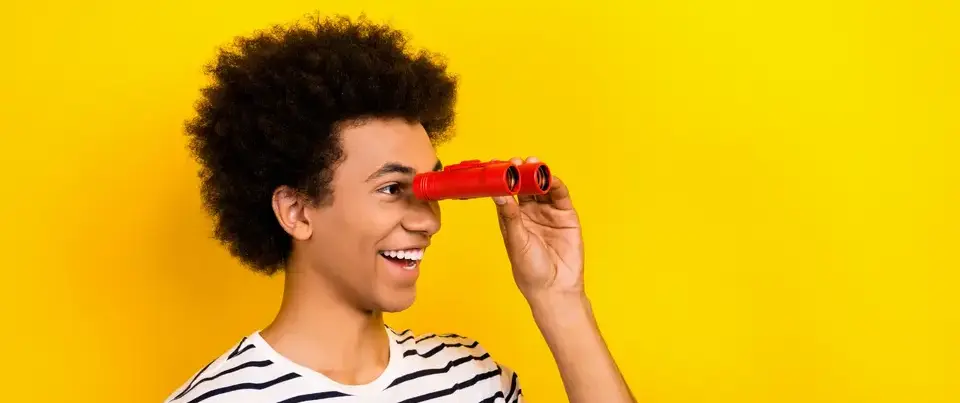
left=162, top=334, right=287, bottom=403
left=389, top=326, right=495, bottom=365
left=387, top=327, right=524, bottom=402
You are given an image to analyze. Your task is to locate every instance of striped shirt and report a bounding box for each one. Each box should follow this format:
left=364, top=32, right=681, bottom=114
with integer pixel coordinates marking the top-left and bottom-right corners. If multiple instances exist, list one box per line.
left=164, top=326, right=523, bottom=403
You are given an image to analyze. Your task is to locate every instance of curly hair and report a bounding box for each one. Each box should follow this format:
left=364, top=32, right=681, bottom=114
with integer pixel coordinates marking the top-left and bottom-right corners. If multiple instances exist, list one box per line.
left=185, top=14, right=458, bottom=275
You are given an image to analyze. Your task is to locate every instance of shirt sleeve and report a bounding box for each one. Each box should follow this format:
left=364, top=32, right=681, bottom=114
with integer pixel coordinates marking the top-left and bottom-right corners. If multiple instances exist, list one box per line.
left=498, top=363, right=524, bottom=402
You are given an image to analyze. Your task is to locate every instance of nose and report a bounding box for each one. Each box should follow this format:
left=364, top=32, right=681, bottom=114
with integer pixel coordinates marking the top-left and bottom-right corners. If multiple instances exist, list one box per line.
left=401, top=197, right=441, bottom=236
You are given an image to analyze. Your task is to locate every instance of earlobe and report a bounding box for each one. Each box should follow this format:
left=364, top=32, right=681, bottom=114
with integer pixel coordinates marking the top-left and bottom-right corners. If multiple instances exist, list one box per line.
left=271, top=186, right=313, bottom=241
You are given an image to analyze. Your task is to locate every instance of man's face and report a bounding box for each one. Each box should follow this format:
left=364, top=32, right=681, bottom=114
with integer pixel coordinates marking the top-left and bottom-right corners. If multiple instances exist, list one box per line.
left=304, top=117, right=442, bottom=312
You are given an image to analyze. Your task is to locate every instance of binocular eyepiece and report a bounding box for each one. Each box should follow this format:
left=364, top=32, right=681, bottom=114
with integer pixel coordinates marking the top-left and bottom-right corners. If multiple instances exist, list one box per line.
left=413, top=159, right=552, bottom=201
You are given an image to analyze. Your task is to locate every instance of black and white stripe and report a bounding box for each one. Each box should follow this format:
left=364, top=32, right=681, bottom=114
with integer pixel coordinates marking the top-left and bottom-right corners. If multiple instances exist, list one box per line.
left=165, top=330, right=522, bottom=403
left=185, top=372, right=302, bottom=403
left=171, top=337, right=258, bottom=401
left=386, top=352, right=491, bottom=389
left=276, top=391, right=352, bottom=403
left=396, top=366, right=502, bottom=403
left=478, top=370, right=519, bottom=403
left=395, top=333, right=466, bottom=345
left=402, top=339, right=481, bottom=359
left=172, top=360, right=273, bottom=400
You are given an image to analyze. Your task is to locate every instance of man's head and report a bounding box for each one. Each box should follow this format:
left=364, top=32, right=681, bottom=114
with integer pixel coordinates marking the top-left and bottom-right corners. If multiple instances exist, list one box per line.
left=185, top=15, right=457, bottom=312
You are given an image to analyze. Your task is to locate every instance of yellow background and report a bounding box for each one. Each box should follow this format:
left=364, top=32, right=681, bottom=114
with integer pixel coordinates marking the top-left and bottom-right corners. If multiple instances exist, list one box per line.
left=2, top=1, right=957, bottom=402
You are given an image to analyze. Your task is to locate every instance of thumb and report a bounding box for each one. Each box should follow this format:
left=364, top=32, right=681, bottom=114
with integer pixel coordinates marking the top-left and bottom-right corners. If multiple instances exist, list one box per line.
left=493, top=195, right=529, bottom=252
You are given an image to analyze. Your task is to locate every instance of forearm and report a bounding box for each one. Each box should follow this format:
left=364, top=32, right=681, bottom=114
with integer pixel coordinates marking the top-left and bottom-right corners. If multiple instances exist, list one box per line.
left=529, top=292, right=636, bottom=403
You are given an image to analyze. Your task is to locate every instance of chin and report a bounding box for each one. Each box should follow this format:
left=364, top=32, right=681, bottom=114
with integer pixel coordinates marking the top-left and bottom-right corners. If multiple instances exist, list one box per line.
left=376, top=289, right=417, bottom=313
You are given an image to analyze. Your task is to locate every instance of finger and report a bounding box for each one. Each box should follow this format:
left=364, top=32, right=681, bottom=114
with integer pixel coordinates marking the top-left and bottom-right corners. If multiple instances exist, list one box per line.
left=517, top=194, right=537, bottom=204
left=516, top=156, right=539, bottom=205
left=493, top=194, right=529, bottom=252
left=545, top=175, right=574, bottom=210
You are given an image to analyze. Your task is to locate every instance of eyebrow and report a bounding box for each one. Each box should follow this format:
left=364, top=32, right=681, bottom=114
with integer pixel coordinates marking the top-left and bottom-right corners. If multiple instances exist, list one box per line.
left=365, top=160, right=443, bottom=182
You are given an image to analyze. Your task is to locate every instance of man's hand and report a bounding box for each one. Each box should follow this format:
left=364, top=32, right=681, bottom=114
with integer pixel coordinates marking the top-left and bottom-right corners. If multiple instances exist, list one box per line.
left=491, top=156, right=584, bottom=304
left=493, top=156, right=636, bottom=403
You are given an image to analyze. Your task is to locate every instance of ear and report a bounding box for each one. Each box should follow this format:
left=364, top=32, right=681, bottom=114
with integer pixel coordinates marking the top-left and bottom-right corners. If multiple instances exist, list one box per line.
left=272, top=186, right=313, bottom=241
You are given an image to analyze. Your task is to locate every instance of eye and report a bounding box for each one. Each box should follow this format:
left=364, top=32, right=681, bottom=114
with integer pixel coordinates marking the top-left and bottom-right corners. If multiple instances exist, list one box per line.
left=377, top=183, right=403, bottom=196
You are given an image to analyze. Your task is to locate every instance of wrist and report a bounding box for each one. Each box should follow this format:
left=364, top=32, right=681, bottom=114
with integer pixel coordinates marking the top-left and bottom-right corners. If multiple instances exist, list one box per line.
left=527, top=290, right=594, bottom=328
left=527, top=290, right=607, bottom=367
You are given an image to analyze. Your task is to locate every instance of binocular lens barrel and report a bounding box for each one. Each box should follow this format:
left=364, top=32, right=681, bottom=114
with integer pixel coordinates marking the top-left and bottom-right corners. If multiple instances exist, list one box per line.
left=413, top=159, right=552, bottom=201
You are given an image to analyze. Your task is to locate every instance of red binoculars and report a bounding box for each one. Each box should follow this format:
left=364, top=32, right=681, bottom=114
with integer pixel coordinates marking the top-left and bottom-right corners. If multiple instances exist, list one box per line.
left=413, top=159, right=552, bottom=201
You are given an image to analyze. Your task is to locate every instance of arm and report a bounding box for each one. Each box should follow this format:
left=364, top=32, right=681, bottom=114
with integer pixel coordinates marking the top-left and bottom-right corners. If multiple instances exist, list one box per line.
left=492, top=156, right=636, bottom=403
left=530, top=293, right=636, bottom=403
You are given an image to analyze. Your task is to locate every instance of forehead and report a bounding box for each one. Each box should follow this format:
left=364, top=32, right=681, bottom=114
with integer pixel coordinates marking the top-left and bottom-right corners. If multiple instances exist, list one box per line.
left=337, top=117, right=437, bottom=173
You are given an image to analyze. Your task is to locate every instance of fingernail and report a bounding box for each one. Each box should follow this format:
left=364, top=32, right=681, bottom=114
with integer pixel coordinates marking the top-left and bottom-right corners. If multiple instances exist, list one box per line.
left=493, top=196, right=507, bottom=205
left=528, top=156, right=539, bottom=163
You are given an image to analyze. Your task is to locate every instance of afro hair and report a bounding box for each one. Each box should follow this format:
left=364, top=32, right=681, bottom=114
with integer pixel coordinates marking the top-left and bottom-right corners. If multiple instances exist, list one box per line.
left=185, top=14, right=458, bottom=275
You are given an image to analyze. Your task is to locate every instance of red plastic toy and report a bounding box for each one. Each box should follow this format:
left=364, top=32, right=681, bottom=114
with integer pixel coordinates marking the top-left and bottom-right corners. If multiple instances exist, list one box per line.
left=413, top=159, right=552, bottom=201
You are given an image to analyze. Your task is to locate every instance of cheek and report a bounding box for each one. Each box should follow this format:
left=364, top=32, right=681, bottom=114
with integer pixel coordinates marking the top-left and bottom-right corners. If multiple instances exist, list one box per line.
left=360, top=202, right=407, bottom=244
left=315, top=200, right=404, bottom=255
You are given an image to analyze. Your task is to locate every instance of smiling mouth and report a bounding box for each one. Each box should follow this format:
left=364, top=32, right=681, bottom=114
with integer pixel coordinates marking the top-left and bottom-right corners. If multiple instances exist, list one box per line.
left=379, top=249, right=424, bottom=270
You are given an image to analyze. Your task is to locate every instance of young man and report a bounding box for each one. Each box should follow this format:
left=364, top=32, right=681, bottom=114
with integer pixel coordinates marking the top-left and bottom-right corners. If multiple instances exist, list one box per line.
left=166, top=15, right=635, bottom=403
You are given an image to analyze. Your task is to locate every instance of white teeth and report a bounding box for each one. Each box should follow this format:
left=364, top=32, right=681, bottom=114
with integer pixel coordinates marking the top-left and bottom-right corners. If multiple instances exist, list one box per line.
left=380, top=248, right=424, bottom=261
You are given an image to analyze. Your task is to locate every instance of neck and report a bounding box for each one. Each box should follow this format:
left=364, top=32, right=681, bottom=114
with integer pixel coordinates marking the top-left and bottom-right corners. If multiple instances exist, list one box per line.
left=260, top=256, right=390, bottom=385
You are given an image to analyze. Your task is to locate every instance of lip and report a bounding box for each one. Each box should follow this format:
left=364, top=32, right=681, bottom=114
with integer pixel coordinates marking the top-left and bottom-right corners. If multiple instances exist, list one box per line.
left=379, top=254, right=422, bottom=279
left=378, top=248, right=425, bottom=265
left=379, top=254, right=422, bottom=266
left=379, top=243, right=430, bottom=251
left=379, top=244, right=430, bottom=252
